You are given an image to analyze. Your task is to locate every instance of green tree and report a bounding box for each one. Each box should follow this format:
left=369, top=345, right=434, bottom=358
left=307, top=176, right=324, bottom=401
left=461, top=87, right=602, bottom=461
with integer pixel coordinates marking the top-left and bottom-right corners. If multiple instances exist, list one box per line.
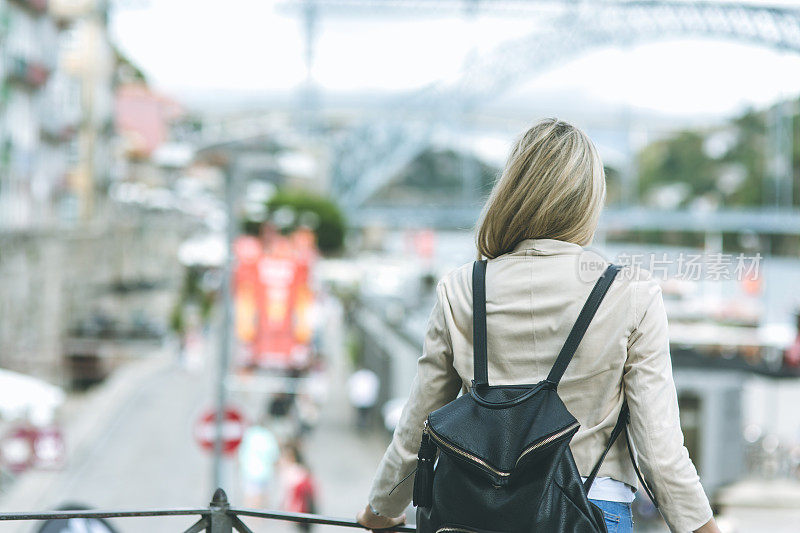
left=720, top=109, right=767, bottom=206
left=260, top=188, right=347, bottom=255
left=794, top=108, right=800, bottom=206
left=637, top=130, right=718, bottom=207
left=603, top=165, right=623, bottom=206
left=635, top=103, right=799, bottom=209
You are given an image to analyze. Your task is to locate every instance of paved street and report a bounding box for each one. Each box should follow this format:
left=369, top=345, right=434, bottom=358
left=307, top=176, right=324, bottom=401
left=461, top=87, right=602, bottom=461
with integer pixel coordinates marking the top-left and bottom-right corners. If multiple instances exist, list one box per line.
left=0, top=349, right=218, bottom=532
left=0, top=297, right=392, bottom=533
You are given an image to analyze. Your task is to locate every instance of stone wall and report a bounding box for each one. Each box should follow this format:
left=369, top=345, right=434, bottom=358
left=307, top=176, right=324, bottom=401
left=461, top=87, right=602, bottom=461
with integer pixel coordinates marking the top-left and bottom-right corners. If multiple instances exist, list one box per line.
left=0, top=205, right=198, bottom=385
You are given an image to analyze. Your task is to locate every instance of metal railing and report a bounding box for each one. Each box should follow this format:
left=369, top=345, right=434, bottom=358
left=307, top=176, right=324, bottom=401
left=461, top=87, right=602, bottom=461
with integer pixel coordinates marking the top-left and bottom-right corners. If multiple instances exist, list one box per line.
left=0, top=488, right=416, bottom=533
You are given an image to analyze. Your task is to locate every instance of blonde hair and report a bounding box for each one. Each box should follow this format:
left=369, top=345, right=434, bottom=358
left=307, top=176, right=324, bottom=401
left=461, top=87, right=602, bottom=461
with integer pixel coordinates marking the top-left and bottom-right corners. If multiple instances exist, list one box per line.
left=475, top=118, right=606, bottom=259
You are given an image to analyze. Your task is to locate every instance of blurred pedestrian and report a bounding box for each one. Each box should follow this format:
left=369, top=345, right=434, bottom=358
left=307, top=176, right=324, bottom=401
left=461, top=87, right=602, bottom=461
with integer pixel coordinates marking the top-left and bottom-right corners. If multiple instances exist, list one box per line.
left=346, top=367, right=379, bottom=431
left=784, top=310, right=800, bottom=367
left=269, top=391, right=294, bottom=418
left=295, top=394, right=320, bottom=437
left=268, top=391, right=296, bottom=440
left=238, top=411, right=280, bottom=508
left=280, top=442, right=317, bottom=532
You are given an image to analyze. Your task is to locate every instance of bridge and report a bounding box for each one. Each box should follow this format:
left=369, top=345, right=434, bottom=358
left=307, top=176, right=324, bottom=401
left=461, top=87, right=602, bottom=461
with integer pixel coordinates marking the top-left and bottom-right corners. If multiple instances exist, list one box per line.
left=190, top=2, right=800, bottom=233
left=276, top=0, right=800, bottom=224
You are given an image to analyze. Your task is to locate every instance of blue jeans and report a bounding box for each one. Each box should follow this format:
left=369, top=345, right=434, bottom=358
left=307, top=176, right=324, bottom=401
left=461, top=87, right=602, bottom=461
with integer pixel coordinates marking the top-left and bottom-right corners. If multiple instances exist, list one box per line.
left=589, top=499, right=633, bottom=533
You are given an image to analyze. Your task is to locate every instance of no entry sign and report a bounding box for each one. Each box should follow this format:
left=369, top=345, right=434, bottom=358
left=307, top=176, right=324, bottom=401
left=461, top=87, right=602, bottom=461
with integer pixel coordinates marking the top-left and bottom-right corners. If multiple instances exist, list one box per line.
left=194, top=407, right=245, bottom=455
left=0, top=425, right=66, bottom=473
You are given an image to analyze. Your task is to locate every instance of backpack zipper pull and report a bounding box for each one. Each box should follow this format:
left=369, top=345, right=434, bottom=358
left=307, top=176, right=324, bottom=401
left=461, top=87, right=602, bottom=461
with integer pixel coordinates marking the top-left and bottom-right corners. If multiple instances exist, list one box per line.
left=414, top=418, right=436, bottom=508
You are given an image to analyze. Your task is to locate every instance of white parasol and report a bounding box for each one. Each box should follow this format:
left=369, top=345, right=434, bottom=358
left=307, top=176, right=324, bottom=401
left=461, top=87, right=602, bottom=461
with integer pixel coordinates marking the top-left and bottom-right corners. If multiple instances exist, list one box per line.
left=0, top=368, right=65, bottom=424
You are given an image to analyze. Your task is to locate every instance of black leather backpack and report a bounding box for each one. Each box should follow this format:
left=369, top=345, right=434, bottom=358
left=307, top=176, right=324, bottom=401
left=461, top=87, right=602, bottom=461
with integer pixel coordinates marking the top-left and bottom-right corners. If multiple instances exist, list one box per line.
left=412, top=260, right=657, bottom=533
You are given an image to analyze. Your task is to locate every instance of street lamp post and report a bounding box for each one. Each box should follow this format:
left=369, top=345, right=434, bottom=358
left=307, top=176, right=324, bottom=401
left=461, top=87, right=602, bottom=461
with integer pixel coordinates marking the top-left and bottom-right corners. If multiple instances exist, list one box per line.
left=213, top=159, right=238, bottom=490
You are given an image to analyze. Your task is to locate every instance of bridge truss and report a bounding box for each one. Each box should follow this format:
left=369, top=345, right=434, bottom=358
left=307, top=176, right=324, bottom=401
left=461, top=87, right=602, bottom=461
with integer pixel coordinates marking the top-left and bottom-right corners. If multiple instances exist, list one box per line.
left=286, top=1, right=800, bottom=209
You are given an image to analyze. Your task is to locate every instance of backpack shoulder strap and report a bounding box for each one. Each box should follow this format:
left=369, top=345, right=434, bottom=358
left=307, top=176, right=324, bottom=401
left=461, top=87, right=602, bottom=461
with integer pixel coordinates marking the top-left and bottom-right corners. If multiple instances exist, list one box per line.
left=472, top=259, right=489, bottom=388
left=545, top=264, right=621, bottom=386
left=583, top=402, right=629, bottom=494
left=583, top=402, right=661, bottom=510
left=624, top=414, right=660, bottom=508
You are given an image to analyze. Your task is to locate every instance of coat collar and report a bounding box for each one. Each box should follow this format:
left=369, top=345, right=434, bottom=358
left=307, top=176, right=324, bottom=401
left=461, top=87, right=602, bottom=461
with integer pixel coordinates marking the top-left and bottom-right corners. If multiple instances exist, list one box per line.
left=510, top=238, right=584, bottom=255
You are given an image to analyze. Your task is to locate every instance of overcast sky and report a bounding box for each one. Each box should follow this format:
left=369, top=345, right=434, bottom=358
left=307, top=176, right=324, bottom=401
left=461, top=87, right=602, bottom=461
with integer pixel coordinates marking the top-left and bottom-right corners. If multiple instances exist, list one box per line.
left=109, top=0, right=800, bottom=120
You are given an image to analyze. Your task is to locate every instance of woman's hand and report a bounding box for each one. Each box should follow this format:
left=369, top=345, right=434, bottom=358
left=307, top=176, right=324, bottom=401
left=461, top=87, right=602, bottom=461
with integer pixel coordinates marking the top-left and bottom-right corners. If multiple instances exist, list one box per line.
left=356, top=503, right=406, bottom=531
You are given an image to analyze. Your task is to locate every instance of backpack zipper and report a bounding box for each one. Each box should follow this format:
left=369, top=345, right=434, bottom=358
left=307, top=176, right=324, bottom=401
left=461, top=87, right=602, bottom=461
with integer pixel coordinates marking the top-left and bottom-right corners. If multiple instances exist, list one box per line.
left=423, top=419, right=579, bottom=478
left=436, top=526, right=508, bottom=533
left=514, top=421, right=579, bottom=467
left=423, top=418, right=509, bottom=478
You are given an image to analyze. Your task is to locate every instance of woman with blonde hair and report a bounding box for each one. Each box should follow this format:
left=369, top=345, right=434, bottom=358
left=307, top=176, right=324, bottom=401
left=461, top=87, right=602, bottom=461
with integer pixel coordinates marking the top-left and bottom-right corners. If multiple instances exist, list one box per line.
left=356, top=118, right=719, bottom=532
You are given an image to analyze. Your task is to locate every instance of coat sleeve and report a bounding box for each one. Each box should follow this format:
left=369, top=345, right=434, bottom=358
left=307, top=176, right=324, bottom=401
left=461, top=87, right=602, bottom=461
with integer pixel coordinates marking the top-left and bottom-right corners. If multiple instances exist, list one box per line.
left=367, top=280, right=463, bottom=516
left=622, top=272, right=714, bottom=532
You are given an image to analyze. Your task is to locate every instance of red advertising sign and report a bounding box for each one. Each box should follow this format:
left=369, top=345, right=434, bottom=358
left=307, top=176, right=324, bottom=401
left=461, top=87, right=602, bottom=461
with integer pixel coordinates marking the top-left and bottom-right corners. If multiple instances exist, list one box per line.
left=233, top=228, right=318, bottom=370
left=254, top=253, right=298, bottom=365
left=234, top=236, right=262, bottom=344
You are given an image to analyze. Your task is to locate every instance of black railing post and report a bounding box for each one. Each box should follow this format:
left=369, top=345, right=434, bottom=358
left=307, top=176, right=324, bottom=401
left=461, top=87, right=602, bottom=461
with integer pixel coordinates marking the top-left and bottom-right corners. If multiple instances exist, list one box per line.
left=208, top=488, right=233, bottom=533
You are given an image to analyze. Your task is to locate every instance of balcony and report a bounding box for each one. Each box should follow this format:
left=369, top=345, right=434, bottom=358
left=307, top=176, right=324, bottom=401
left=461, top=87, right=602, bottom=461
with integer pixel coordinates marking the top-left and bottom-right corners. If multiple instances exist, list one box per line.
left=8, top=0, right=48, bottom=15
left=6, top=56, right=51, bottom=89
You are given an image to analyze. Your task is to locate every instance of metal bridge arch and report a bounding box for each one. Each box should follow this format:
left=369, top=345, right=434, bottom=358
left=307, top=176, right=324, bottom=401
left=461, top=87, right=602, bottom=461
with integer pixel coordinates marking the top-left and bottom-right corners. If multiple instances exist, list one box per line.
left=330, top=1, right=800, bottom=208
